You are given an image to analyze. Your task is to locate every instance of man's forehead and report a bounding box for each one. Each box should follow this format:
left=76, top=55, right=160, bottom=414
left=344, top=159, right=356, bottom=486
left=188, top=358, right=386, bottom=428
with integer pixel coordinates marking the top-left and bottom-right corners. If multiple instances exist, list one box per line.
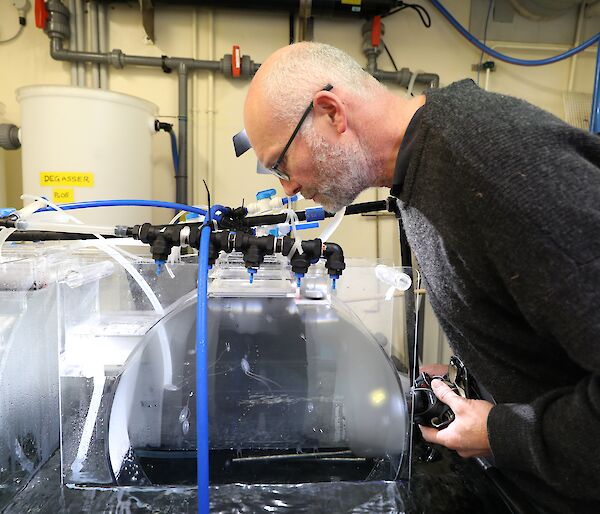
left=244, top=111, right=286, bottom=164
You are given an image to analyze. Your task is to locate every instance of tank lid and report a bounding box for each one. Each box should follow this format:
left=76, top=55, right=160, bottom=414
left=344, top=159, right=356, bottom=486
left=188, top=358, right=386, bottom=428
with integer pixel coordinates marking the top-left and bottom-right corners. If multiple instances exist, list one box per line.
left=15, top=85, right=158, bottom=115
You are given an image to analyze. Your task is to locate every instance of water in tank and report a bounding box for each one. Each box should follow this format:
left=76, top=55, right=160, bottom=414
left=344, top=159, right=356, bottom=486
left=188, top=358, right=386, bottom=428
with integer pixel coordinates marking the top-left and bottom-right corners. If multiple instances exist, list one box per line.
left=104, top=261, right=411, bottom=487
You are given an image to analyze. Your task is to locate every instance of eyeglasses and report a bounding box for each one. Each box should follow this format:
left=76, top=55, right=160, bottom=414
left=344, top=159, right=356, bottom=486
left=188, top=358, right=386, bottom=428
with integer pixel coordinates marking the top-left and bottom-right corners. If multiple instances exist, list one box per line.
left=267, top=83, right=334, bottom=182
left=232, top=84, right=333, bottom=182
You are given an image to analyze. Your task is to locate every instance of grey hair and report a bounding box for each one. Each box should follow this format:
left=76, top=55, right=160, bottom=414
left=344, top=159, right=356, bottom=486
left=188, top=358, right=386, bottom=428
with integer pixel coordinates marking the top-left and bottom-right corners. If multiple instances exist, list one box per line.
left=261, top=42, right=384, bottom=130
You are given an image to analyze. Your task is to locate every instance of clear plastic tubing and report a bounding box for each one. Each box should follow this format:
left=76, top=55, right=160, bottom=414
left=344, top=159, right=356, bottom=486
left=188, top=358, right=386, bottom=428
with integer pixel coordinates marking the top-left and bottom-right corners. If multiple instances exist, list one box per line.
left=15, top=219, right=116, bottom=236
left=319, top=206, right=346, bottom=243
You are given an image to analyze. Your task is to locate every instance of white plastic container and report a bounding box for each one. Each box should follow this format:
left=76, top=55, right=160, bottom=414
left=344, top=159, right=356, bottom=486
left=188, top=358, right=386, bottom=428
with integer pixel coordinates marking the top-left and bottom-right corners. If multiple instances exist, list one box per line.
left=0, top=102, right=6, bottom=208
left=17, top=86, right=158, bottom=227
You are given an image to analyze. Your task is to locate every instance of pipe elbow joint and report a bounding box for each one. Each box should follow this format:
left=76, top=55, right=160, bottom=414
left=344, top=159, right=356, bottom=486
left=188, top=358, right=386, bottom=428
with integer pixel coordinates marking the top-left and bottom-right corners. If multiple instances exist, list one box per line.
left=323, top=242, right=346, bottom=278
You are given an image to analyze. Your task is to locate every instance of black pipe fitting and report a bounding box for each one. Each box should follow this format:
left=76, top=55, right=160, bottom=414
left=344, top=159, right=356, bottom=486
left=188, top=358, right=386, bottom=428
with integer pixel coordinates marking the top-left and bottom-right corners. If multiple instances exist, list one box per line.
left=233, top=232, right=275, bottom=269
left=280, top=237, right=323, bottom=276
left=129, top=221, right=345, bottom=280
left=155, top=120, right=174, bottom=133
left=323, top=242, right=346, bottom=278
left=218, top=206, right=249, bottom=231
left=0, top=215, right=18, bottom=229
left=133, top=223, right=185, bottom=263
left=208, top=230, right=231, bottom=265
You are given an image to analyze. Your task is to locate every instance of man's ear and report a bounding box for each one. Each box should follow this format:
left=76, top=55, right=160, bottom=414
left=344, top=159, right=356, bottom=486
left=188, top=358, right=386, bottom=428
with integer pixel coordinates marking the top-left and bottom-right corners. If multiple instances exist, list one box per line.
left=312, top=91, right=347, bottom=134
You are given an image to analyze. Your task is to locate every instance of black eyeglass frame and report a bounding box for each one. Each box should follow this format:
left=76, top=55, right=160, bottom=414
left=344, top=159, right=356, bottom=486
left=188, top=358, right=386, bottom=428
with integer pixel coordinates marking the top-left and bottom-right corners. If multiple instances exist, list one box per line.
left=268, top=84, right=334, bottom=182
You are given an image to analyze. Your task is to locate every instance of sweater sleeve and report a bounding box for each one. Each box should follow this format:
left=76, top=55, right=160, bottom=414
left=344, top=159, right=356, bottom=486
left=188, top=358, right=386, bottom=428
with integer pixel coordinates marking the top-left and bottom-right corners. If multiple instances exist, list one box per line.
left=467, top=132, right=600, bottom=500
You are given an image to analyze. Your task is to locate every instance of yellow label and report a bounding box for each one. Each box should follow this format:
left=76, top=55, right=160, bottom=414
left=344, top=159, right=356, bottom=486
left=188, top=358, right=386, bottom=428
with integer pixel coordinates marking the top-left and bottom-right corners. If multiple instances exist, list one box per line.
left=341, top=0, right=362, bottom=4
left=52, top=188, right=75, bottom=203
left=39, top=172, right=94, bottom=187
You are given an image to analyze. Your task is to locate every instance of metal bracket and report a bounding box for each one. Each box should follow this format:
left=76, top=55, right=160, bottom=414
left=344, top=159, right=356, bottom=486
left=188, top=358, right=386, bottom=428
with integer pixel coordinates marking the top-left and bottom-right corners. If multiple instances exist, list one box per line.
left=139, top=0, right=155, bottom=43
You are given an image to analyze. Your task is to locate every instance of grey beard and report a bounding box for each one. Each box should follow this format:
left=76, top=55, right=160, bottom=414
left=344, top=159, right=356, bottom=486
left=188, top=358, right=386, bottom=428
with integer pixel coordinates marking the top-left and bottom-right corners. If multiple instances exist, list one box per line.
left=306, top=131, right=374, bottom=212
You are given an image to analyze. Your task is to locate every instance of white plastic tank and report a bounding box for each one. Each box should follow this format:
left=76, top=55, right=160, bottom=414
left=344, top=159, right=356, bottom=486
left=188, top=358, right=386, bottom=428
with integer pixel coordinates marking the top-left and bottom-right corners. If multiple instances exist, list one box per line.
left=17, top=86, right=158, bottom=226
left=0, top=102, right=6, bottom=208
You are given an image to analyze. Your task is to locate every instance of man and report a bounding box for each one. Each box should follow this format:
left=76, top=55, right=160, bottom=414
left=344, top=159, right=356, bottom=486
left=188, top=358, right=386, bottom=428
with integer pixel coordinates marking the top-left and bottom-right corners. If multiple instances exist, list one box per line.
left=243, top=42, right=600, bottom=513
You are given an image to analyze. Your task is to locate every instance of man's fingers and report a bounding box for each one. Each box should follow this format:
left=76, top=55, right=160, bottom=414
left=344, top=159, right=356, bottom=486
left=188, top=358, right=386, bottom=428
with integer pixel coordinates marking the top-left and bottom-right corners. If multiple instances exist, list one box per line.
left=431, top=378, right=462, bottom=410
left=419, top=425, right=451, bottom=447
left=419, top=425, right=440, bottom=444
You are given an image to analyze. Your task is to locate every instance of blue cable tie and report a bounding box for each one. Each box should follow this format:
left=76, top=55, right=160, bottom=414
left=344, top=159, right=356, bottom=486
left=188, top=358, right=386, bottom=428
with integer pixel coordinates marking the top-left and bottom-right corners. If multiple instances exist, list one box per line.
left=305, top=207, right=325, bottom=222
left=281, top=195, right=299, bottom=205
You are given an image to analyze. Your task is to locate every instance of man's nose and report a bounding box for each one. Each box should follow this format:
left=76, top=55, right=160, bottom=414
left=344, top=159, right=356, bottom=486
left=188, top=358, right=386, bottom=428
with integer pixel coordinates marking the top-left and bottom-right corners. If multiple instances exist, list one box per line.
left=280, top=178, right=301, bottom=197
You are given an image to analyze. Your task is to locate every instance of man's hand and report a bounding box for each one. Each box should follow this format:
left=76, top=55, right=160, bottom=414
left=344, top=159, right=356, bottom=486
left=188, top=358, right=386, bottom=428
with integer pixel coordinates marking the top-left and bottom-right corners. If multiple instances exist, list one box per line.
left=419, top=378, right=494, bottom=458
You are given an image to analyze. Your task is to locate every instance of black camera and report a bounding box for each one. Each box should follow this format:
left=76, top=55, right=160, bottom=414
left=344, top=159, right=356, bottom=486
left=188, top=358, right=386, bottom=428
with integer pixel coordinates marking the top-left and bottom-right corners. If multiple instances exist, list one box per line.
left=409, top=356, right=475, bottom=429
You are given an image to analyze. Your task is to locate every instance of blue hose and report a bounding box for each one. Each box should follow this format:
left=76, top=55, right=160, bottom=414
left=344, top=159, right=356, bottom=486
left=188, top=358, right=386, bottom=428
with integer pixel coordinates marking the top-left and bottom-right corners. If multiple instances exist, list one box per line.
left=429, top=0, right=600, bottom=67
left=196, top=223, right=211, bottom=514
left=35, top=199, right=220, bottom=220
left=169, top=130, right=180, bottom=178
left=591, top=45, right=600, bottom=133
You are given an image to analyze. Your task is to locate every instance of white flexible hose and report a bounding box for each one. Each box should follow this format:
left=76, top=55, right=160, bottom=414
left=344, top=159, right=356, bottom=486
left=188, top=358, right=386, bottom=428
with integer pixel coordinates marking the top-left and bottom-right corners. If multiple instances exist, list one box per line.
left=284, top=200, right=303, bottom=259
left=319, top=206, right=346, bottom=243
left=20, top=195, right=175, bottom=389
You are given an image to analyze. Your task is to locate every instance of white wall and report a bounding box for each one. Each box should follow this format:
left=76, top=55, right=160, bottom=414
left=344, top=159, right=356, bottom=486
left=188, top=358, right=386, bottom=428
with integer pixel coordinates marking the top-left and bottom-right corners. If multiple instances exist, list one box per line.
left=0, top=1, right=597, bottom=360
left=0, top=1, right=596, bottom=256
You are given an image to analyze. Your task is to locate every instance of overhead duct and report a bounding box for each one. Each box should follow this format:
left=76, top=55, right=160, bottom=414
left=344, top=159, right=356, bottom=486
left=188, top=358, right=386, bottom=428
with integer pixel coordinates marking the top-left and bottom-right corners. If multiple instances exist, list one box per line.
left=128, top=0, right=400, bottom=18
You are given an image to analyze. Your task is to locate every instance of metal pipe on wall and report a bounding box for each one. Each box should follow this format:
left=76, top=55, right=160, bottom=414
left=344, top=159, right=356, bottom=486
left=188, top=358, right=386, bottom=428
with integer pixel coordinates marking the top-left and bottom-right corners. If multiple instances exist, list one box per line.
left=75, top=0, right=85, bottom=85
left=68, top=0, right=77, bottom=85
left=98, top=0, right=108, bottom=88
left=206, top=9, right=216, bottom=196
left=89, top=0, right=100, bottom=88
left=178, top=64, right=189, bottom=206
left=46, top=0, right=438, bottom=205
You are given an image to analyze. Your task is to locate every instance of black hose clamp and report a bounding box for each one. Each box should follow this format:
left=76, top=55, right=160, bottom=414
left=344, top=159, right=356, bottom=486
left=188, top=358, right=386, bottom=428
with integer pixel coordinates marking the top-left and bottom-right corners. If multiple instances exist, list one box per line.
left=161, top=55, right=172, bottom=74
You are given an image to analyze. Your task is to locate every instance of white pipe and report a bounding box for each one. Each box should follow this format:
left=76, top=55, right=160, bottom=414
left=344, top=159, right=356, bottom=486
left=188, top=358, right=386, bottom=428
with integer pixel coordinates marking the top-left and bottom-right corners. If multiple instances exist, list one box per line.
left=68, top=0, right=77, bottom=86
left=484, top=67, right=491, bottom=91
left=89, top=0, right=100, bottom=88
left=75, top=0, right=85, bottom=86
left=568, top=2, right=587, bottom=92
left=98, top=0, right=108, bottom=88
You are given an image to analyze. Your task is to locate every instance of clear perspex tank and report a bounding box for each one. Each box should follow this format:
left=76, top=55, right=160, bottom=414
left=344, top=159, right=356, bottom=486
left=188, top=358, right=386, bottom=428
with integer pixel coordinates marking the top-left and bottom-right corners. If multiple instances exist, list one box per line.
left=58, top=253, right=414, bottom=488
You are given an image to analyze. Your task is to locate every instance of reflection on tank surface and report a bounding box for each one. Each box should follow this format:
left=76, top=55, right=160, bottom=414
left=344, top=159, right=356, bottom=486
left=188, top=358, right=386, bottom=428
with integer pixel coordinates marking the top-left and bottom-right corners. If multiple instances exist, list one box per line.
left=109, top=292, right=409, bottom=486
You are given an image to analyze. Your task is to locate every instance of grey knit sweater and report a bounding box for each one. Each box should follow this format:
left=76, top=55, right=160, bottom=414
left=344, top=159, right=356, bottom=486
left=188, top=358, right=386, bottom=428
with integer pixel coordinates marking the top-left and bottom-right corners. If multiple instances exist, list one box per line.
left=393, top=79, right=600, bottom=513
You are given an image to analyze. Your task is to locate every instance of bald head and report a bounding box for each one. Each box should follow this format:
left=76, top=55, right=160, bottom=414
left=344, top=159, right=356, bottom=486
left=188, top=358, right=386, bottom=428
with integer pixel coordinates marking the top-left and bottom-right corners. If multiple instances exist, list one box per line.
left=245, top=42, right=383, bottom=150
left=243, top=42, right=422, bottom=210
